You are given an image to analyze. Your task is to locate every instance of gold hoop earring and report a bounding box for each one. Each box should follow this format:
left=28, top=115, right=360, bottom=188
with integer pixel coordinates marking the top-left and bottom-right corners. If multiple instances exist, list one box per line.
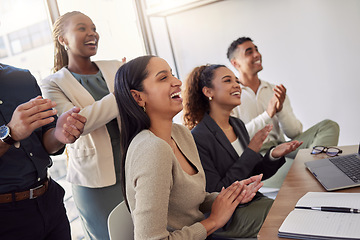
left=142, top=104, right=146, bottom=112
left=209, top=97, right=213, bottom=101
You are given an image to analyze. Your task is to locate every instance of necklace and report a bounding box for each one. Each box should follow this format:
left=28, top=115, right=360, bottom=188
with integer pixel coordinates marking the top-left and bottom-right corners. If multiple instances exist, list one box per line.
left=220, top=125, right=232, bottom=131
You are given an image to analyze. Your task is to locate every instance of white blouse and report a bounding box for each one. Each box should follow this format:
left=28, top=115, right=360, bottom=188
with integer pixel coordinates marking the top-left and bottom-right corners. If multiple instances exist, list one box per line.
left=231, top=138, right=244, bottom=157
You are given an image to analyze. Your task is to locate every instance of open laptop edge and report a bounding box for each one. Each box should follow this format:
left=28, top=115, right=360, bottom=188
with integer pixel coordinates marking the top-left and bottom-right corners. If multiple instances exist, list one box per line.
left=305, top=143, right=360, bottom=191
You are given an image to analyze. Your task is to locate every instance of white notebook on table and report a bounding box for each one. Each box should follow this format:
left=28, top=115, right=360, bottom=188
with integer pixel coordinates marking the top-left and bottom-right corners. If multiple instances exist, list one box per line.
left=278, top=192, right=360, bottom=240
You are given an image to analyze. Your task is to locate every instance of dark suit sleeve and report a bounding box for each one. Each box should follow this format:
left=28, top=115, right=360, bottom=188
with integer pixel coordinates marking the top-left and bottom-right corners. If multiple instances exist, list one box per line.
left=193, top=123, right=285, bottom=193
left=30, top=76, right=58, bottom=134
left=260, top=147, right=286, bottom=180
left=233, top=117, right=286, bottom=180
left=28, top=71, right=63, bottom=155
left=192, top=129, right=263, bottom=192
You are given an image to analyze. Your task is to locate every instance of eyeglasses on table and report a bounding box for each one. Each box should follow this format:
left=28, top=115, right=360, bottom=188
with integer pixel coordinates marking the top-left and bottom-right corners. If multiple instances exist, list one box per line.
left=311, top=146, right=343, bottom=157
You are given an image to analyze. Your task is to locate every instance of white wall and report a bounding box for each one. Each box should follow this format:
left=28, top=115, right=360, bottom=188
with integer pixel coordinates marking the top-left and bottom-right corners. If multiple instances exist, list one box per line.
left=159, top=0, right=360, bottom=146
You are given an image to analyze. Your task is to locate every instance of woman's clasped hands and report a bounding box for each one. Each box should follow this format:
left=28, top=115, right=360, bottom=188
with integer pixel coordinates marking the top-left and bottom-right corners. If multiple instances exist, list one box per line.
left=206, top=174, right=263, bottom=231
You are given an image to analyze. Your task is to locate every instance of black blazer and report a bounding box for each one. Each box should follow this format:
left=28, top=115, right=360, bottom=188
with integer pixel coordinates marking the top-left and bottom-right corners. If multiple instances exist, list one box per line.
left=191, top=113, right=285, bottom=193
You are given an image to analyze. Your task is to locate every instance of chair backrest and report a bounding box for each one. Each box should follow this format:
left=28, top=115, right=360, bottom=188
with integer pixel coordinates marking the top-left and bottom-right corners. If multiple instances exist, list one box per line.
left=108, top=201, right=134, bottom=240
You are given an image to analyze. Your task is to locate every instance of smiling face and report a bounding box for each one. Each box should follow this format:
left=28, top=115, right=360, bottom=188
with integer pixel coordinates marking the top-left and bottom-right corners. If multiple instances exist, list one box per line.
left=59, top=13, right=99, bottom=59
left=232, top=40, right=263, bottom=77
left=203, top=67, right=241, bottom=111
left=138, top=57, right=183, bottom=121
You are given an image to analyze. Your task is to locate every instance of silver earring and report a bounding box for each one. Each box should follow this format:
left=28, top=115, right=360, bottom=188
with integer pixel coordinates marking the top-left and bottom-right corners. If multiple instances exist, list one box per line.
left=209, top=97, right=212, bottom=101
left=64, top=45, right=69, bottom=51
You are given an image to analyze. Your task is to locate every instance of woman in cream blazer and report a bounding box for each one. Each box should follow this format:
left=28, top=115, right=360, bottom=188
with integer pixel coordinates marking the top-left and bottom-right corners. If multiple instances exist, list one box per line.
left=41, top=11, right=123, bottom=240
left=42, top=60, right=122, bottom=187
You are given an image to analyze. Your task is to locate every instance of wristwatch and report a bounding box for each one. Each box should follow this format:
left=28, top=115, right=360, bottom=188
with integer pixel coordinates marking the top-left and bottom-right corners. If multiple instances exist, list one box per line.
left=0, top=125, right=17, bottom=145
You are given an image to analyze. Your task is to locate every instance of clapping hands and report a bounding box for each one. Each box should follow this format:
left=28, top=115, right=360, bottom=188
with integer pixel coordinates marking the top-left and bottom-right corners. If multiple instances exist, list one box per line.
left=207, top=174, right=263, bottom=230
left=239, top=174, right=264, bottom=204
left=7, top=96, right=58, bottom=141
left=7, top=95, right=87, bottom=144
left=267, top=84, right=286, bottom=118
left=271, top=140, right=303, bottom=158
left=248, top=125, right=272, bottom=153
left=54, top=106, right=87, bottom=144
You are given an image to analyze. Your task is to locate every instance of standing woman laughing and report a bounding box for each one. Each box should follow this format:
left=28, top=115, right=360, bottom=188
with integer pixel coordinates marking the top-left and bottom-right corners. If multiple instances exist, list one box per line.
left=40, top=11, right=124, bottom=240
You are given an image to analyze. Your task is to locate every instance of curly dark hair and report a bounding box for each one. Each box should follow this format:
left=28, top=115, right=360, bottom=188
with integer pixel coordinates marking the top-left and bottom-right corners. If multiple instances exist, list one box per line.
left=226, top=37, right=253, bottom=61
left=183, top=64, right=225, bottom=130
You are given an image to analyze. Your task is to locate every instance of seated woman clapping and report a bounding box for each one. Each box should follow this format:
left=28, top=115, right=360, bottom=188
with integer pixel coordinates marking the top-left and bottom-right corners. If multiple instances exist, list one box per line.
left=113, top=56, right=263, bottom=239
left=182, top=64, right=302, bottom=238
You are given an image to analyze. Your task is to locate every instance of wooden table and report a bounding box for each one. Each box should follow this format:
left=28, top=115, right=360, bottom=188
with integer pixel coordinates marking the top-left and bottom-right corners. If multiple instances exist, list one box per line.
left=257, top=145, right=360, bottom=240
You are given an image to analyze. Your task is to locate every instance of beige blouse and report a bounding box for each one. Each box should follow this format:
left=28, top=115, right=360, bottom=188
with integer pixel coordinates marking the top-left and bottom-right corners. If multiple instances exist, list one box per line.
left=126, top=123, right=218, bottom=240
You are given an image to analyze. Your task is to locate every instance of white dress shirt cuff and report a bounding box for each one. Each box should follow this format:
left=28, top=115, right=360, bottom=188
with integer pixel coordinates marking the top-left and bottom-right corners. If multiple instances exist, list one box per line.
left=269, top=147, right=281, bottom=161
left=260, top=111, right=272, bottom=124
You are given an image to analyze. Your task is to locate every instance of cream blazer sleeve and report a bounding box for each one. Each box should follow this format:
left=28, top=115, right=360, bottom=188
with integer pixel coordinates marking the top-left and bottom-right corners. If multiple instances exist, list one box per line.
left=40, top=60, right=124, bottom=187
left=40, top=60, right=123, bottom=135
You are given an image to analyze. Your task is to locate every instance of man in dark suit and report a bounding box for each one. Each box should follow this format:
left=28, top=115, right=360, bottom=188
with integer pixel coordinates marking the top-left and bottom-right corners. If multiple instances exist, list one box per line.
left=0, top=63, right=86, bottom=240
